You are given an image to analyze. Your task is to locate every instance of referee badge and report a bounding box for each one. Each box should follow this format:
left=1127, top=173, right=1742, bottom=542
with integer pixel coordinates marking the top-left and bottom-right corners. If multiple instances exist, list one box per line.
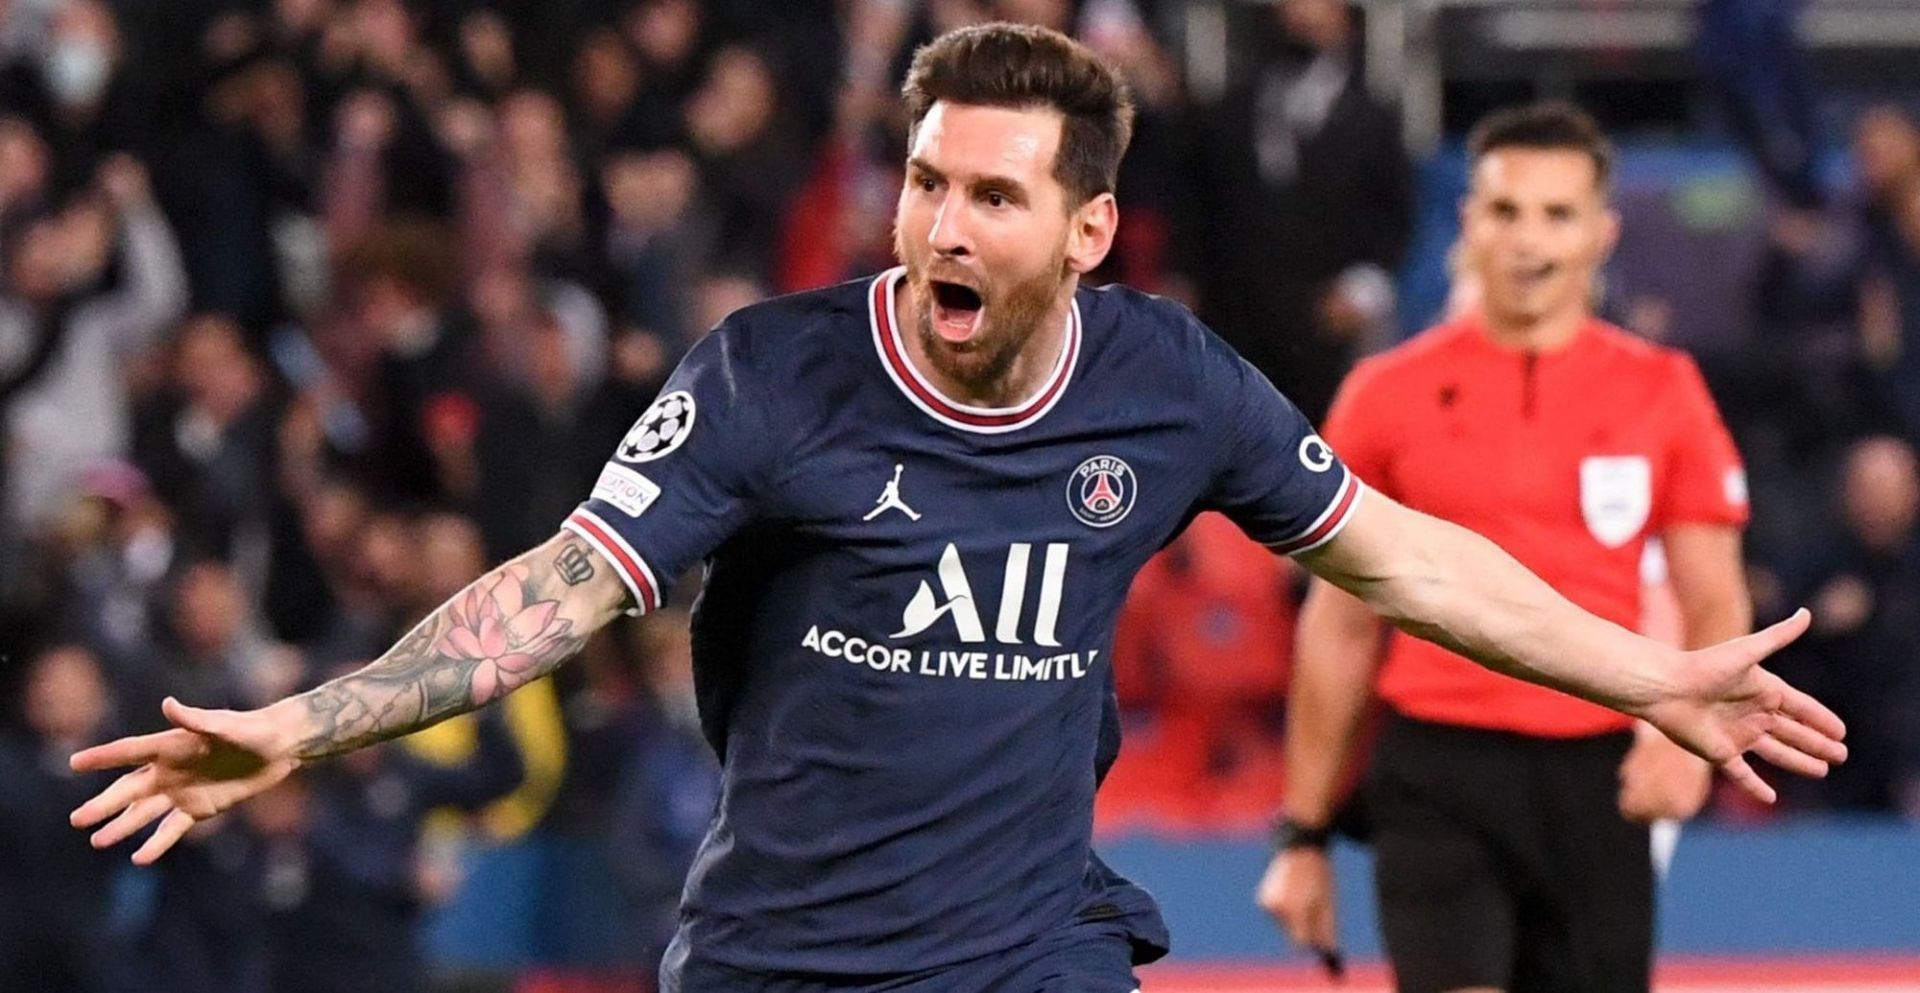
left=1579, top=455, right=1651, bottom=548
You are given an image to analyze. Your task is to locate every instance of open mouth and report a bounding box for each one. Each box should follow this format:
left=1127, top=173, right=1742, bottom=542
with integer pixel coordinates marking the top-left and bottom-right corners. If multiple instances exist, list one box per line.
left=1511, top=260, right=1558, bottom=287
left=929, top=279, right=985, bottom=344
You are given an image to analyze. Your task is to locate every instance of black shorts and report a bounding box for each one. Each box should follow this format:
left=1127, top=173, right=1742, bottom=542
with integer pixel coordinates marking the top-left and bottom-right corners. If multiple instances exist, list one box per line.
left=1368, top=712, right=1653, bottom=993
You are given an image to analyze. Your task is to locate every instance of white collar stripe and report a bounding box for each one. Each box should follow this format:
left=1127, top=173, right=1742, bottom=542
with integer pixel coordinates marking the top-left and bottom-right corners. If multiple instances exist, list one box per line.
left=868, top=268, right=1080, bottom=434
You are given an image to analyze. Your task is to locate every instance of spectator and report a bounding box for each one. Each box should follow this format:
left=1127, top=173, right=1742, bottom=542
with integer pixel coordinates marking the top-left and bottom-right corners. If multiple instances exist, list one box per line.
left=124, top=801, right=274, bottom=993
left=154, top=560, right=304, bottom=721
left=603, top=144, right=716, bottom=342
left=567, top=26, right=650, bottom=156
left=469, top=311, right=612, bottom=560
left=776, top=74, right=904, bottom=294
left=621, top=0, right=710, bottom=130
left=450, top=9, right=520, bottom=103
left=1184, top=0, right=1412, bottom=424
left=576, top=324, right=677, bottom=469
left=1862, top=169, right=1920, bottom=442
left=294, top=503, right=416, bottom=667
left=1080, top=0, right=1187, bottom=293
left=264, top=477, right=388, bottom=656
left=0, top=155, right=189, bottom=552
left=494, top=88, right=594, bottom=279
left=1773, top=436, right=1920, bottom=813
left=0, top=644, right=122, bottom=993
left=263, top=688, right=524, bottom=993
left=682, top=43, right=806, bottom=282
left=0, top=0, right=154, bottom=199
left=133, top=314, right=283, bottom=562
left=1712, top=105, right=1920, bottom=554
left=0, top=113, right=50, bottom=230
left=335, top=217, right=478, bottom=505
left=1696, top=0, right=1823, bottom=210
left=43, top=461, right=178, bottom=679
left=174, top=44, right=321, bottom=332
left=609, top=609, right=720, bottom=977
left=1853, top=103, right=1920, bottom=265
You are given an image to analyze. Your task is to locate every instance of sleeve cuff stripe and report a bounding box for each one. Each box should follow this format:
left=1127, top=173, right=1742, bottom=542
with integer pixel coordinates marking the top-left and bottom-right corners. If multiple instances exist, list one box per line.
left=563, top=510, right=661, bottom=614
left=1268, top=471, right=1364, bottom=556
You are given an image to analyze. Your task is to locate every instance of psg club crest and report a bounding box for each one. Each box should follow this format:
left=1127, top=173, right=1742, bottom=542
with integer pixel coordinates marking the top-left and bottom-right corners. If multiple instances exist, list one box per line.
left=1067, top=455, right=1136, bottom=528
left=617, top=390, right=697, bottom=463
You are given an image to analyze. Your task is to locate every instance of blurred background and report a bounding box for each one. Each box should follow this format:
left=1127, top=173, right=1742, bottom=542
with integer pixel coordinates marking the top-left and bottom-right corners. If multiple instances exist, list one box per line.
left=0, top=0, right=1917, bottom=990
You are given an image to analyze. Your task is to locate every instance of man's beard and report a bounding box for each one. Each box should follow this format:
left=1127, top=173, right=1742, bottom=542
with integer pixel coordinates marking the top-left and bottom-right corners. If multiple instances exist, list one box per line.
left=896, top=238, right=1069, bottom=401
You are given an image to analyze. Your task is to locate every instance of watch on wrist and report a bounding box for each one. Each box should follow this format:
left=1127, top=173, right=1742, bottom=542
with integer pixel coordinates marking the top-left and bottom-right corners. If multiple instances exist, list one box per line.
left=1271, top=816, right=1335, bottom=852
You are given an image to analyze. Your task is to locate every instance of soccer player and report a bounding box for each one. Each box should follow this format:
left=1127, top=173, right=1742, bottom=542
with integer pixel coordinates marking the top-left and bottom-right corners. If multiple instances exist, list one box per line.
left=71, top=28, right=1843, bottom=993
left=1258, top=103, right=1757, bottom=993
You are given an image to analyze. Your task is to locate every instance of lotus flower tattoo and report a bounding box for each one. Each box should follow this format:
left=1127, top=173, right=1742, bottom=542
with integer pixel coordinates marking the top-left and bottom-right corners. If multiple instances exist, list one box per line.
left=436, top=563, right=575, bottom=703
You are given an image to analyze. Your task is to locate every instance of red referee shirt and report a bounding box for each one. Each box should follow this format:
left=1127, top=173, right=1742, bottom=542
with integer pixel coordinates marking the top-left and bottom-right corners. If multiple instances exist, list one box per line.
left=1324, top=313, right=1749, bottom=737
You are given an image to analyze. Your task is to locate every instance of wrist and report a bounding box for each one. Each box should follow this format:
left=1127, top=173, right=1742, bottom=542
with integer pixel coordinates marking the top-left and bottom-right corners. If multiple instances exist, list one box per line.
left=1271, top=814, right=1335, bottom=853
left=1618, top=643, right=1690, bottom=720
left=262, top=696, right=314, bottom=766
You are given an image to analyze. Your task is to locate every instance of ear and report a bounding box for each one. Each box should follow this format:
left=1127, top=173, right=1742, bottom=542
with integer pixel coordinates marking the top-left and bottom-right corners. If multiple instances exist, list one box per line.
left=1598, top=205, right=1622, bottom=259
left=1065, top=192, right=1118, bottom=275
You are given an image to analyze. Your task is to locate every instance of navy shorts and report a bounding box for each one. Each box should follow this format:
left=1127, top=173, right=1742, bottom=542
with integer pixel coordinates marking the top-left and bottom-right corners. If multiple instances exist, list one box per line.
left=663, top=917, right=1142, bottom=993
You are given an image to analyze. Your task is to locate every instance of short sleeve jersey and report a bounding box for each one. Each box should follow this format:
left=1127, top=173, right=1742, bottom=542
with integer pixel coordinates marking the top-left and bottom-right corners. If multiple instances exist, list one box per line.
left=1324, top=314, right=1748, bottom=737
left=563, top=268, right=1359, bottom=982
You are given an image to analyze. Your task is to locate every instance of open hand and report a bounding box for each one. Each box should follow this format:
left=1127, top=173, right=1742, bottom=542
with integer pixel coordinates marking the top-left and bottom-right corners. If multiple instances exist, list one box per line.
left=1638, top=609, right=1847, bottom=805
left=69, top=697, right=302, bottom=864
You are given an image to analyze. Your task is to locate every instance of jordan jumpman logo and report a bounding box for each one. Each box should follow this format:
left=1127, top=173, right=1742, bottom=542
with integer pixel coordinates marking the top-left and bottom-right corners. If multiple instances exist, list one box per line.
left=863, top=464, right=922, bottom=521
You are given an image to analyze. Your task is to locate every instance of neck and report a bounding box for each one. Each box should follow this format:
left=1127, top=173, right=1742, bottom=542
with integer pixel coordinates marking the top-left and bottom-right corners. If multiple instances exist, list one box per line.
left=1479, top=304, right=1588, bottom=352
left=894, top=276, right=1076, bottom=407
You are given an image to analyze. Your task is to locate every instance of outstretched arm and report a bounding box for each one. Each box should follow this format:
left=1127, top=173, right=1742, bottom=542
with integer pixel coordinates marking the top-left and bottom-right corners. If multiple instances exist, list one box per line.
left=288, top=531, right=625, bottom=759
left=70, top=530, right=630, bottom=862
left=1297, top=489, right=1847, bottom=803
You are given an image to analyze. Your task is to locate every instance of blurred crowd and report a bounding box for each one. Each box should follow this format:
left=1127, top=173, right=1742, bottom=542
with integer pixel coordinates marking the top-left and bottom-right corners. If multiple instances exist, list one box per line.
left=0, top=0, right=1917, bottom=988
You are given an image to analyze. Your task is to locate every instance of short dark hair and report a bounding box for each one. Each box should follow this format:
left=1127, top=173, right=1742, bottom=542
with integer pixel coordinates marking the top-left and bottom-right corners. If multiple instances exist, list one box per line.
left=1468, top=101, right=1614, bottom=191
left=901, top=22, right=1135, bottom=207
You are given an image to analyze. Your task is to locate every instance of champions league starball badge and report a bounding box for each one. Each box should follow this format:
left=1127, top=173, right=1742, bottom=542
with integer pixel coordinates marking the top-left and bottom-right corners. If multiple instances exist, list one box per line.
left=617, top=390, right=697, bottom=463
left=1067, top=455, right=1136, bottom=528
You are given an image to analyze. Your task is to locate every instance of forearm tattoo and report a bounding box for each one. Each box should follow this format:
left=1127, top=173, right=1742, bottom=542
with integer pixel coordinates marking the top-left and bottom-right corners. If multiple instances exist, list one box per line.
left=554, top=543, right=595, bottom=586
left=292, top=537, right=596, bottom=760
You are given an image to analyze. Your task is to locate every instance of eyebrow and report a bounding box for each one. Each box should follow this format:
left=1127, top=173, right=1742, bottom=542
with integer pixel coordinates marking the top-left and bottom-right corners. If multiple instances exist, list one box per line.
left=907, top=157, right=1032, bottom=200
left=1484, top=194, right=1581, bottom=211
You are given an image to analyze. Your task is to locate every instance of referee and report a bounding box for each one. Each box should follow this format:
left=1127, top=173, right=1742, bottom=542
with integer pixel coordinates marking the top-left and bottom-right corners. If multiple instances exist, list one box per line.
left=1258, top=103, right=1753, bottom=993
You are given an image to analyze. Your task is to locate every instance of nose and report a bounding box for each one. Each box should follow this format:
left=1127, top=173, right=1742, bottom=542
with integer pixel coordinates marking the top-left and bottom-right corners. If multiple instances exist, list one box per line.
left=927, top=190, right=973, bottom=259
left=1508, top=211, right=1554, bottom=255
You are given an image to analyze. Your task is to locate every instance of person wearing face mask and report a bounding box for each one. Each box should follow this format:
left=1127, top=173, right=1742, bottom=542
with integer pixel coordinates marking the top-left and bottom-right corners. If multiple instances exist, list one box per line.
left=43, top=26, right=111, bottom=110
left=0, top=0, right=150, bottom=202
left=1258, top=103, right=1755, bottom=993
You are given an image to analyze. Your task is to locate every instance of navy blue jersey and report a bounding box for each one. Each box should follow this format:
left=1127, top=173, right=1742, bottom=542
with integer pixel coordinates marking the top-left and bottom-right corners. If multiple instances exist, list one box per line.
left=565, top=268, right=1360, bottom=982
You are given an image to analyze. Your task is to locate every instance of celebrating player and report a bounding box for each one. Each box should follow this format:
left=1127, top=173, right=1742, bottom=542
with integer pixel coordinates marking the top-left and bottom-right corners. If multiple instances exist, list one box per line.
left=71, top=26, right=1843, bottom=993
